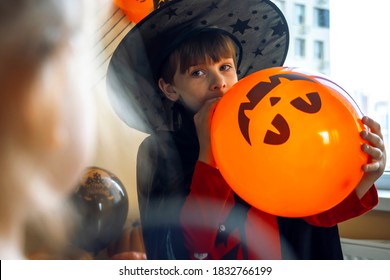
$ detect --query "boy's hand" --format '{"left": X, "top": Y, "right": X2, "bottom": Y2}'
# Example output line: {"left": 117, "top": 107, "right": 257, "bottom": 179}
{"left": 355, "top": 116, "right": 387, "bottom": 198}
{"left": 194, "top": 98, "right": 220, "bottom": 167}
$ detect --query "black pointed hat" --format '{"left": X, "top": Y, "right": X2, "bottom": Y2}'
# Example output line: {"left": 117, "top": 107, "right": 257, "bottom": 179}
{"left": 107, "top": 0, "right": 289, "bottom": 133}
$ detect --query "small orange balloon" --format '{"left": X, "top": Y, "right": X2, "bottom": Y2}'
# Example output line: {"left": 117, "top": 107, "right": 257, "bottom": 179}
{"left": 113, "top": 0, "right": 153, "bottom": 23}
{"left": 211, "top": 67, "right": 368, "bottom": 217}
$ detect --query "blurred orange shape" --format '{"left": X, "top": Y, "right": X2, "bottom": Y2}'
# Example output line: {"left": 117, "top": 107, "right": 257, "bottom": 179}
{"left": 113, "top": 0, "right": 153, "bottom": 23}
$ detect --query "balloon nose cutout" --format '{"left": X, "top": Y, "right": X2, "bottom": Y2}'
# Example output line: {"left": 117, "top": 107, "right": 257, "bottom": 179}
{"left": 270, "top": 97, "right": 281, "bottom": 106}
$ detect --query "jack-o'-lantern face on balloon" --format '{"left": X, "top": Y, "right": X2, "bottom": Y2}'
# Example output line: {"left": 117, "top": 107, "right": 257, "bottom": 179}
{"left": 238, "top": 73, "right": 322, "bottom": 147}
{"left": 211, "top": 67, "right": 368, "bottom": 217}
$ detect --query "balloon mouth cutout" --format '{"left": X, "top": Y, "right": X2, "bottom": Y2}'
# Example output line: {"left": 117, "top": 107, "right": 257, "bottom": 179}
{"left": 211, "top": 67, "right": 368, "bottom": 217}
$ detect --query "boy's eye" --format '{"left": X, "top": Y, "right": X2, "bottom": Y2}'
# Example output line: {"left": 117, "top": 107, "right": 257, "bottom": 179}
{"left": 191, "top": 70, "right": 204, "bottom": 77}
{"left": 220, "top": 64, "right": 232, "bottom": 71}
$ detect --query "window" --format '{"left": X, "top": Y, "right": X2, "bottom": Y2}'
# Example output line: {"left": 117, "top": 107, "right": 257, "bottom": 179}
{"left": 294, "top": 4, "right": 305, "bottom": 25}
{"left": 314, "top": 8, "right": 329, "bottom": 28}
{"left": 330, "top": 0, "right": 390, "bottom": 189}
{"left": 314, "top": 40, "right": 324, "bottom": 60}
{"left": 294, "top": 38, "right": 305, "bottom": 57}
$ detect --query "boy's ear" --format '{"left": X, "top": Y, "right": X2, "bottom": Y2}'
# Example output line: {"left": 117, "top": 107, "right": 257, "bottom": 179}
{"left": 158, "top": 78, "right": 179, "bottom": 102}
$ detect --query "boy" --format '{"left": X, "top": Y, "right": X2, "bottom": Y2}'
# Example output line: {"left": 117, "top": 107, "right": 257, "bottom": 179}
{"left": 107, "top": 0, "right": 386, "bottom": 259}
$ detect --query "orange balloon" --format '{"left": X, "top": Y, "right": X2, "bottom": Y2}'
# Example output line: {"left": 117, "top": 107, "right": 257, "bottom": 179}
{"left": 113, "top": 0, "right": 153, "bottom": 23}
{"left": 211, "top": 67, "right": 368, "bottom": 217}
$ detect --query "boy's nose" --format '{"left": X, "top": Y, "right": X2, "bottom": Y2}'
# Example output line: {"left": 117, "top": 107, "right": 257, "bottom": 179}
{"left": 211, "top": 73, "right": 227, "bottom": 93}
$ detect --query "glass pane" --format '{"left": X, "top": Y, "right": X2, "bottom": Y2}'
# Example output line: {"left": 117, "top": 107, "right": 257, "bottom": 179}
{"left": 330, "top": 0, "right": 390, "bottom": 171}
{"left": 294, "top": 38, "right": 305, "bottom": 57}
{"left": 314, "top": 8, "right": 329, "bottom": 28}
{"left": 294, "top": 4, "right": 305, "bottom": 25}
{"left": 314, "top": 40, "right": 324, "bottom": 60}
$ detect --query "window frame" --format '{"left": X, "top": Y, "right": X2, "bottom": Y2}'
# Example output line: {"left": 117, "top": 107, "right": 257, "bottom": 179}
{"left": 313, "top": 40, "right": 324, "bottom": 60}
{"left": 294, "top": 3, "right": 306, "bottom": 25}
{"left": 313, "top": 7, "right": 330, "bottom": 28}
{"left": 294, "top": 38, "right": 306, "bottom": 58}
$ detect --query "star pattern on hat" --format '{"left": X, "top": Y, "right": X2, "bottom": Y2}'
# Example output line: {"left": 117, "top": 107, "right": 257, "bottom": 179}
{"left": 271, "top": 21, "right": 286, "bottom": 37}
{"left": 230, "top": 18, "right": 252, "bottom": 35}
{"left": 165, "top": 7, "right": 178, "bottom": 19}
{"left": 208, "top": 2, "right": 218, "bottom": 10}
{"left": 253, "top": 48, "right": 264, "bottom": 57}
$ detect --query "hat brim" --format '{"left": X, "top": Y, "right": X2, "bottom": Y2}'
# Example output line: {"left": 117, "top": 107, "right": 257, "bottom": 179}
{"left": 107, "top": 0, "right": 289, "bottom": 133}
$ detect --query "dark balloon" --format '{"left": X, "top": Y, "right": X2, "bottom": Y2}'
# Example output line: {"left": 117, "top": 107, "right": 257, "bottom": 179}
{"left": 71, "top": 167, "right": 129, "bottom": 255}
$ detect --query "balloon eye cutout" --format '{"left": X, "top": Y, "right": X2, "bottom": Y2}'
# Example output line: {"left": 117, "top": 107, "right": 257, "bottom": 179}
{"left": 290, "top": 92, "right": 321, "bottom": 113}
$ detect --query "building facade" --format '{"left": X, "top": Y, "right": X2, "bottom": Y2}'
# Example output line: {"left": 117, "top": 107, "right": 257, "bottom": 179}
{"left": 274, "top": 0, "right": 330, "bottom": 75}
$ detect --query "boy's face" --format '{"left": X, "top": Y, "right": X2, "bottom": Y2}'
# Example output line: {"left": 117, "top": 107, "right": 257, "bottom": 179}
{"left": 161, "top": 57, "right": 238, "bottom": 113}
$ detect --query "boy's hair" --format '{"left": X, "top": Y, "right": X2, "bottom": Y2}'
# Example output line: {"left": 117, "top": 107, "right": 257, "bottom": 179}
{"left": 159, "top": 30, "right": 238, "bottom": 83}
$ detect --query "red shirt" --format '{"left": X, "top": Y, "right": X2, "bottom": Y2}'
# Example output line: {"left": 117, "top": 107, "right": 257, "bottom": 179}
{"left": 180, "top": 161, "right": 378, "bottom": 259}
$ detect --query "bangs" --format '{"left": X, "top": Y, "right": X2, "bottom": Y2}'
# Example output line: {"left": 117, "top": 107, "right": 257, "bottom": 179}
{"left": 159, "top": 31, "right": 237, "bottom": 83}
{"left": 178, "top": 32, "right": 237, "bottom": 73}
